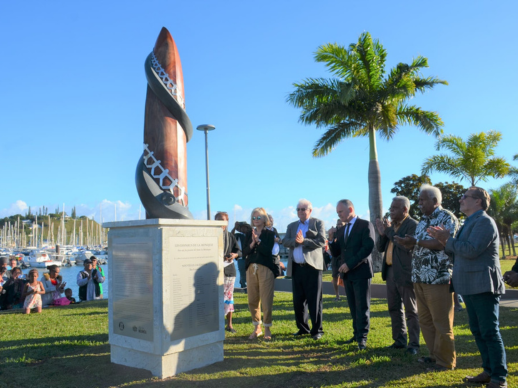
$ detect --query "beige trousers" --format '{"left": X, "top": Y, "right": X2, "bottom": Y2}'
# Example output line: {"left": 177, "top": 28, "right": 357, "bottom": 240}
{"left": 247, "top": 263, "right": 275, "bottom": 327}
{"left": 414, "top": 283, "right": 456, "bottom": 369}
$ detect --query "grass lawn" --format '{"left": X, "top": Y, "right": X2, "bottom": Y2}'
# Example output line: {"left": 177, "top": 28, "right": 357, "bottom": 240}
{"left": 1, "top": 294, "right": 517, "bottom": 388}
{"left": 322, "top": 259, "right": 517, "bottom": 288}
{"left": 500, "top": 242, "right": 518, "bottom": 259}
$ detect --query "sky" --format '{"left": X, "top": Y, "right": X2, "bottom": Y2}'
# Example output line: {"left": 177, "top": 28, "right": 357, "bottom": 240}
{"left": 1, "top": 1, "right": 517, "bottom": 233}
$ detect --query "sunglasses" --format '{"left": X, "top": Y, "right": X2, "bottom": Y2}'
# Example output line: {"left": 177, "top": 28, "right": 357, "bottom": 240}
{"left": 252, "top": 216, "right": 262, "bottom": 220}
{"left": 461, "top": 194, "right": 476, "bottom": 200}
{"left": 296, "top": 208, "right": 307, "bottom": 212}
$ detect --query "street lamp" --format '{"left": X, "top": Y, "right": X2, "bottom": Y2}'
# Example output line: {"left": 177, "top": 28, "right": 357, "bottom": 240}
{"left": 196, "top": 124, "right": 216, "bottom": 220}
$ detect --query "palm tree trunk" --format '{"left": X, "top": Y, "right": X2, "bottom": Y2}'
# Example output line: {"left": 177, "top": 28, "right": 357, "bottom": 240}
{"left": 368, "top": 126, "right": 383, "bottom": 272}
{"left": 510, "top": 232, "right": 516, "bottom": 256}
{"left": 499, "top": 228, "right": 506, "bottom": 259}
{"left": 506, "top": 233, "right": 512, "bottom": 255}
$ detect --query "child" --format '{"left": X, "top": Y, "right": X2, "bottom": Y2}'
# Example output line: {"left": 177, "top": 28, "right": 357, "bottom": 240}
{"left": 22, "top": 269, "right": 44, "bottom": 314}
{"left": 65, "top": 288, "right": 76, "bottom": 304}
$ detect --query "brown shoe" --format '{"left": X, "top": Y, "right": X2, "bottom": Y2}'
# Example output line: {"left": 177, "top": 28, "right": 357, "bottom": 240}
{"left": 486, "top": 381, "right": 507, "bottom": 388}
{"left": 464, "top": 372, "right": 491, "bottom": 384}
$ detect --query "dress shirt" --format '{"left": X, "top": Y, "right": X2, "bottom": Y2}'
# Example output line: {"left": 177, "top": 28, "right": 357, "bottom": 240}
{"left": 293, "top": 219, "right": 309, "bottom": 264}
{"left": 344, "top": 217, "right": 357, "bottom": 239}
{"left": 385, "top": 215, "right": 408, "bottom": 266}
{"left": 412, "top": 206, "right": 459, "bottom": 285}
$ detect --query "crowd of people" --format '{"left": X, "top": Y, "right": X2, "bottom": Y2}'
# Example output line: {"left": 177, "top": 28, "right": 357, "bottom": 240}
{"left": 219, "top": 185, "right": 517, "bottom": 388}
{"left": 0, "top": 255, "right": 106, "bottom": 313}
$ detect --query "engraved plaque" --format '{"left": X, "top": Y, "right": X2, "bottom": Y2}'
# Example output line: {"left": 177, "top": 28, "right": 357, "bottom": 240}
{"left": 112, "top": 238, "right": 154, "bottom": 342}
{"left": 169, "top": 236, "right": 219, "bottom": 341}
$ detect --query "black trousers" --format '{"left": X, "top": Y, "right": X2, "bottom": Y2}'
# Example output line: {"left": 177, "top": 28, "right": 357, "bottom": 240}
{"left": 237, "top": 258, "right": 247, "bottom": 288}
{"left": 292, "top": 263, "right": 324, "bottom": 336}
{"left": 343, "top": 277, "right": 371, "bottom": 342}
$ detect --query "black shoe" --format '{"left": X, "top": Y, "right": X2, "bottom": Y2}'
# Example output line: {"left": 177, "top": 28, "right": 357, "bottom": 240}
{"left": 387, "top": 343, "right": 406, "bottom": 349}
{"left": 312, "top": 333, "right": 323, "bottom": 340}
{"left": 406, "top": 348, "right": 418, "bottom": 355}
{"left": 344, "top": 337, "right": 356, "bottom": 344}
{"left": 225, "top": 327, "right": 236, "bottom": 333}
{"left": 358, "top": 341, "right": 367, "bottom": 350}
{"left": 293, "top": 330, "right": 309, "bottom": 337}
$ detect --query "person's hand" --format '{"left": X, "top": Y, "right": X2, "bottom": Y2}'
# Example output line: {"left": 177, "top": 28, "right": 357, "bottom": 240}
{"left": 338, "top": 263, "right": 349, "bottom": 274}
{"left": 394, "top": 234, "right": 416, "bottom": 250}
{"left": 295, "top": 230, "right": 304, "bottom": 244}
{"left": 504, "top": 271, "right": 518, "bottom": 287}
{"left": 275, "top": 237, "right": 281, "bottom": 243}
{"left": 427, "top": 226, "right": 450, "bottom": 246}
{"left": 375, "top": 218, "right": 391, "bottom": 235}
{"left": 60, "top": 281, "right": 67, "bottom": 289}
{"left": 328, "top": 227, "right": 336, "bottom": 241}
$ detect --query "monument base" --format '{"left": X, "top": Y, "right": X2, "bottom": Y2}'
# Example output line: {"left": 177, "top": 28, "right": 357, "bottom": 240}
{"left": 111, "top": 342, "right": 223, "bottom": 378}
{"left": 104, "top": 219, "right": 226, "bottom": 379}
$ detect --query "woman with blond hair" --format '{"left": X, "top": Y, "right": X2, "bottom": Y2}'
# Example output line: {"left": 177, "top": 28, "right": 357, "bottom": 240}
{"left": 243, "top": 207, "right": 276, "bottom": 340}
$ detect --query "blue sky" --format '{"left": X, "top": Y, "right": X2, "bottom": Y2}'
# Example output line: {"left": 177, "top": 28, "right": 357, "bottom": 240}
{"left": 1, "top": 1, "right": 517, "bottom": 232}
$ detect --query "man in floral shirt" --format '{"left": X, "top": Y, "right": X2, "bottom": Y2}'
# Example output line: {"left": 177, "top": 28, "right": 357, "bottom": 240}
{"left": 395, "top": 184, "right": 459, "bottom": 372}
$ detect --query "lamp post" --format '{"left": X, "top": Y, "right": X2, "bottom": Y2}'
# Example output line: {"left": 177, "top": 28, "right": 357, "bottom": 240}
{"left": 196, "top": 124, "right": 216, "bottom": 220}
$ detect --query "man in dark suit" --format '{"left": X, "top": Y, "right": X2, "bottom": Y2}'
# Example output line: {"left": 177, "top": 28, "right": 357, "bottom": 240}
{"left": 429, "top": 187, "right": 507, "bottom": 388}
{"left": 283, "top": 199, "right": 326, "bottom": 340}
{"left": 329, "top": 199, "right": 375, "bottom": 350}
{"left": 376, "top": 196, "right": 420, "bottom": 355}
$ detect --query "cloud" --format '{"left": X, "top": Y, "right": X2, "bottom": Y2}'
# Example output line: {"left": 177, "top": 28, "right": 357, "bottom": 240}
{"left": 0, "top": 200, "right": 29, "bottom": 218}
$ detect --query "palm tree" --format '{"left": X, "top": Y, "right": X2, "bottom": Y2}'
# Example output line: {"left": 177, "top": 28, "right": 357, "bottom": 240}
{"left": 422, "top": 131, "right": 510, "bottom": 187}
{"left": 489, "top": 183, "right": 518, "bottom": 257}
{"left": 287, "top": 32, "right": 446, "bottom": 267}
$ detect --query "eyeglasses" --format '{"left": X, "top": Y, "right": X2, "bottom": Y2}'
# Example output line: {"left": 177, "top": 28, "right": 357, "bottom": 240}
{"left": 296, "top": 208, "right": 307, "bottom": 212}
{"left": 461, "top": 194, "right": 476, "bottom": 200}
{"left": 252, "top": 216, "right": 262, "bottom": 220}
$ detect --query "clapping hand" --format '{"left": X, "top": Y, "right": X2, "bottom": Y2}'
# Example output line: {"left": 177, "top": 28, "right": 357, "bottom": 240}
{"left": 504, "top": 271, "right": 518, "bottom": 287}
{"left": 427, "top": 226, "right": 449, "bottom": 246}
{"left": 328, "top": 227, "right": 336, "bottom": 241}
{"left": 295, "top": 230, "right": 304, "bottom": 244}
{"left": 375, "top": 218, "right": 391, "bottom": 236}
{"left": 251, "top": 228, "right": 260, "bottom": 248}
{"left": 394, "top": 234, "right": 416, "bottom": 250}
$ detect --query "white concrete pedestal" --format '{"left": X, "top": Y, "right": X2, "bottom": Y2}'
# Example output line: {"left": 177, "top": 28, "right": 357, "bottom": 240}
{"left": 104, "top": 219, "right": 226, "bottom": 378}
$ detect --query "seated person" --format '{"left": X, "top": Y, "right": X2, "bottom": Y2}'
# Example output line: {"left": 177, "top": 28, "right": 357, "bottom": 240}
{"left": 65, "top": 288, "right": 76, "bottom": 304}
{"left": 77, "top": 259, "right": 105, "bottom": 301}
{"left": 0, "top": 267, "right": 26, "bottom": 309}
{"left": 41, "top": 265, "right": 66, "bottom": 306}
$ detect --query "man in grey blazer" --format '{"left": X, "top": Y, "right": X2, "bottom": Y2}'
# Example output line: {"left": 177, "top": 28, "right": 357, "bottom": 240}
{"left": 376, "top": 196, "right": 420, "bottom": 355}
{"left": 428, "top": 187, "right": 507, "bottom": 388}
{"left": 283, "top": 199, "right": 326, "bottom": 340}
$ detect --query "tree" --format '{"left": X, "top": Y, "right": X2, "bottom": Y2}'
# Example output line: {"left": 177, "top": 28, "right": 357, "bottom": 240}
{"left": 71, "top": 206, "right": 77, "bottom": 219}
{"left": 434, "top": 181, "right": 466, "bottom": 220}
{"left": 287, "top": 32, "right": 446, "bottom": 268}
{"left": 422, "top": 131, "right": 510, "bottom": 187}
{"left": 390, "top": 174, "right": 465, "bottom": 220}
{"left": 390, "top": 174, "right": 431, "bottom": 219}
{"left": 489, "top": 183, "right": 518, "bottom": 258}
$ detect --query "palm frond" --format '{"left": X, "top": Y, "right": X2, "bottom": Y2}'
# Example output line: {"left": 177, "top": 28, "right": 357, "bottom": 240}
{"left": 413, "top": 76, "right": 448, "bottom": 93}
{"left": 312, "top": 121, "right": 363, "bottom": 157}
{"left": 314, "top": 44, "right": 352, "bottom": 79}
{"left": 395, "top": 104, "right": 443, "bottom": 136}
{"left": 287, "top": 78, "right": 342, "bottom": 108}
{"left": 483, "top": 157, "right": 511, "bottom": 179}
{"left": 421, "top": 155, "right": 469, "bottom": 182}
{"left": 435, "top": 135, "right": 466, "bottom": 155}
{"left": 353, "top": 32, "right": 385, "bottom": 91}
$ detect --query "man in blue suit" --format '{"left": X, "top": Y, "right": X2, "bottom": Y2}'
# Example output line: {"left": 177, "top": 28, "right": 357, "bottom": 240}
{"left": 428, "top": 187, "right": 507, "bottom": 388}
